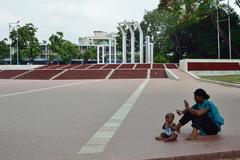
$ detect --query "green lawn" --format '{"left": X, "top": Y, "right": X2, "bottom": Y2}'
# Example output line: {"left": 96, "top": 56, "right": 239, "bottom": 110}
{"left": 201, "top": 75, "right": 240, "bottom": 84}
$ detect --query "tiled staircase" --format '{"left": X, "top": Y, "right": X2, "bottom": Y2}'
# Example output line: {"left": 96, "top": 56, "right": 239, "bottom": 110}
{"left": 150, "top": 70, "right": 168, "bottom": 78}
{"left": 0, "top": 64, "right": 178, "bottom": 80}
{"left": 54, "top": 70, "right": 111, "bottom": 80}
{"left": 0, "top": 70, "right": 28, "bottom": 79}
{"left": 16, "top": 70, "right": 64, "bottom": 80}
{"left": 110, "top": 70, "right": 148, "bottom": 79}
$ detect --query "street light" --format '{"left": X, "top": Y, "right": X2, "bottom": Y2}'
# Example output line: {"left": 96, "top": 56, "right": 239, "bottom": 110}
{"left": 217, "top": 0, "right": 221, "bottom": 59}
{"left": 8, "top": 24, "right": 12, "bottom": 65}
{"left": 16, "top": 22, "right": 20, "bottom": 65}
{"left": 227, "top": 0, "right": 232, "bottom": 59}
{"left": 216, "top": 0, "right": 232, "bottom": 59}
{"left": 8, "top": 20, "right": 20, "bottom": 65}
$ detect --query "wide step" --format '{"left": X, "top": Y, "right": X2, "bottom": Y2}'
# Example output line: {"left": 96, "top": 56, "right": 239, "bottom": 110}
{"left": 0, "top": 70, "right": 28, "bottom": 79}
{"left": 110, "top": 70, "right": 148, "bottom": 79}
{"left": 150, "top": 70, "right": 168, "bottom": 78}
{"left": 55, "top": 70, "right": 111, "bottom": 80}
{"left": 16, "top": 70, "right": 63, "bottom": 80}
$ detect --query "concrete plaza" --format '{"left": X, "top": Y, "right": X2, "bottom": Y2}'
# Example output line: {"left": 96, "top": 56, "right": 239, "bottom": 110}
{"left": 0, "top": 70, "right": 239, "bottom": 160}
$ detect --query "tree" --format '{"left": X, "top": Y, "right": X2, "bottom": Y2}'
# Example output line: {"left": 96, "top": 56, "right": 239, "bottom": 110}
{"left": 141, "top": 0, "right": 240, "bottom": 62}
{"left": 10, "top": 23, "right": 41, "bottom": 62}
{"left": 236, "top": 0, "right": 240, "bottom": 8}
{"left": 49, "top": 32, "right": 80, "bottom": 63}
{"left": 154, "top": 54, "right": 169, "bottom": 63}
{"left": 141, "top": 0, "right": 183, "bottom": 61}
{"left": 82, "top": 48, "right": 97, "bottom": 62}
{"left": 0, "top": 39, "right": 9, "bottom": 64}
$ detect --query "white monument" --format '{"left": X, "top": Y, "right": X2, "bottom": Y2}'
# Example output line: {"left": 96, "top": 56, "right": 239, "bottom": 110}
{"left": 79, "top": 21, "right": 154, "bottom": 64}
{"left": 118, "top": 23, "right": 127, "bottom": 63}
{"left": 118, "top": 21, "right": 153, "bottom": 64}
{"left": 145, "top": 36, "right": 154, "bottom": 64}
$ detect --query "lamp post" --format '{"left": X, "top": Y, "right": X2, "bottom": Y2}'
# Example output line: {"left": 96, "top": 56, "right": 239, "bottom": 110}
{"left": 16, "top": 21, "right": 20, "bottom": 65}
{"left": 216, "top": 0, "right": 221, "bottom": 59}
{"left": 9, "top": 21, "right": 20, "bottom": 65}
{"left": 227, "top": 0, "right": 232, "bottom": 59}
{"left": 8, "top": 24, "right": 12, "bottom": 65}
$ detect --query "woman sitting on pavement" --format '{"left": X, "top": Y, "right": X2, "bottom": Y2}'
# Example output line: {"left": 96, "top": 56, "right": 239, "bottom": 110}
{"left": 176, "top": 88, "right": 224, "bottom": 140}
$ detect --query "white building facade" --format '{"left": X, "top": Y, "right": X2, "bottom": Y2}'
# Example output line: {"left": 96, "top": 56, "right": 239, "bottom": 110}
{"left": 79, "top": 31, "right": 117, "bottom": 64}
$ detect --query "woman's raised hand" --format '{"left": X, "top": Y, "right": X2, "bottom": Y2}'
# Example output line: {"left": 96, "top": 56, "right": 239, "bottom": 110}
{"left": 176, "top": 109, "right": 183, "bottom": 116}
{"left": 184, "top": 100, "right": 190, "bottom": 110}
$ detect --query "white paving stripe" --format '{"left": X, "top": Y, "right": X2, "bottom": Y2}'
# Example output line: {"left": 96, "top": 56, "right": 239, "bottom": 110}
{"left": 0, "top": 80, "right": 101, "bottom": 98}
{"left": 0, "top": 80, "right": 42, "bottom": 86}
{"left": 78, "top": 79, "right": 149, "bottom": 154}
{"left": 0, "top": 81, "right": 20, "bottom": 86}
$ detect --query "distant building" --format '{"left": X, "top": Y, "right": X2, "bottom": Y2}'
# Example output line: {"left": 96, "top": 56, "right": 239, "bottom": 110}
{"left": 79, "top": 31, "right": 118, "bottom": 64}
{"left": 79, "top": 31, "right": 116, "bottom": 48}
{"left": 39, "top": 42, "right": 51, "bottom": 59}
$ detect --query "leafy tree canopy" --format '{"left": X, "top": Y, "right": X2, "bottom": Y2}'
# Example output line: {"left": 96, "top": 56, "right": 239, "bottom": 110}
{"left": 0, "top": 39, "right": 9, "bottom": 64}
{"left": 49, "top": 32, "right": 80, "bottom": 63}
{"left": 10, "top": 23, "right": 41, "bottom": 61}
{"left": 141, "top": 0, "right": 240, "bottom": 62}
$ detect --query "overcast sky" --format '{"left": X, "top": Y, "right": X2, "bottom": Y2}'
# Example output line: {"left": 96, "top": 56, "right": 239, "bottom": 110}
{"left": 0, "top": 0, "right": 239, "bottom": 43}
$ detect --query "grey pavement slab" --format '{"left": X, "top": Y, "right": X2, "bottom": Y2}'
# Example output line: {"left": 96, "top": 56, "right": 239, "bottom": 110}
{"left": 0, "top": 79, "right": 143, "bottom": 160}
{"left": 94, "top": 78, "right": 240, "bottom": 160}
{"left": 0, "top": 73, "right": 239, "bottom": 160}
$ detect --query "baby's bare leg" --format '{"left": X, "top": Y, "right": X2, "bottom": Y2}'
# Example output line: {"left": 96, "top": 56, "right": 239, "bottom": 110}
{"left": 155, "top": 133, "right": 164, "bottom": 141}
{"left": 164, "top": 134, "right": 177, "bottom": 142}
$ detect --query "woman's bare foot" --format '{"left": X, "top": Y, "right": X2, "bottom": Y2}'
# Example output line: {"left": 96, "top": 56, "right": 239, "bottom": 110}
{"left": 186, "top": 135, "right": 198, "bottom": 140}
{"left": 186, "top": 128, "right": 198, "bottom": 140}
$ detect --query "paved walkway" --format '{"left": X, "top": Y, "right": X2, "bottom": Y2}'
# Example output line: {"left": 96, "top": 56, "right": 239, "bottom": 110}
{"left": 0, "top": 70, "right": 239, "bottom": 160}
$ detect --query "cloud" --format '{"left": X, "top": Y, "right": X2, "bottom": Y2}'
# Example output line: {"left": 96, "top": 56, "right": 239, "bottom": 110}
{"left": 81, "top": 0, "right": 123, "bottom": 20}
{"left": 0, "top": 0, "right": 159, "bottom": 43}
{"left": 0, "top": 0, "right": 238, "bottom": 43}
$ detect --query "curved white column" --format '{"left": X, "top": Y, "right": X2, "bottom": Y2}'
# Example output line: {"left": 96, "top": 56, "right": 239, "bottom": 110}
{"left": 127, "top": 22, "right": 135, "bottom": 64}
{"left": 119, "top": 24, "right": 127, "bottom": 64}
{"left": 136, "top": 22, "right": 144, "bottom": 64}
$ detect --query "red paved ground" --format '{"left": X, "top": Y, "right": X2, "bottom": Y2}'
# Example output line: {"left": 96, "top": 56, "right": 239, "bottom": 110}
{"left": 55, "top": 70, "right": 111, "bottom": 79}
{"left": 153, "top": 64, "right": 165, "bottom": 69}
{"left": 165, "top": 63, "right": 178, "bottom": 69}
{"left": 118, "top": 64, "right": 135, "bottom": 69}
{"left": 150, "top": 70, "right": 167, "bottom": 78}
{"left": 110, "top": 70, "right": 148, "bottom": 79}
{"left": 16, "top": 70, "right": 63, "bottom": 80}
{"left": 0, "top": 70, "right": 28, "bottom": 79}
{"left": 135, "top": 64, "right": 151, "bottom": 69}
{"left": 102, "top": 64, "right": 120, "bottom": 69}
{"left": 88, "top": 64, "right": 106, "bottom": 69}
{"left": 74, "top": 64, "right": 92, "bottom": 69}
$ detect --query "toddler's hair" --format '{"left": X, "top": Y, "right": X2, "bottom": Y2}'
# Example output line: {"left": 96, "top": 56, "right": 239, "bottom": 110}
{"left": 165, "top": 113, "right": 175, "bottom": 119}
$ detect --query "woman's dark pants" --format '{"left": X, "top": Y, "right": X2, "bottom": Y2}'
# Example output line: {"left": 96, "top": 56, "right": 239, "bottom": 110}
{"left": 179, "top": 111, "right": 219, "bottom": 135}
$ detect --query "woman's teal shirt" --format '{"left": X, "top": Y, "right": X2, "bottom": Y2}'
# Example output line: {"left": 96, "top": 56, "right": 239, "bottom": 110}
{"left": 193, "top": 100, "right": 224, "bottom": 127}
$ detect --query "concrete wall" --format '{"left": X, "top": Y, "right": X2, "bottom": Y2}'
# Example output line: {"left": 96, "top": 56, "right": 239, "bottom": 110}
{"left": 179, "top": 59, "right": 240, "bottom": 76}
{"left": 0, "top": 65, "right": 43, "bottom": 70}
{"left": 180, "top": 59, "right": 240, "bottom": 71}
{"left": 165, "top": 68, "right": 179, "bottom": 80}
{"left": 191, "top": 71, "right": 240, "bottom": 76}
